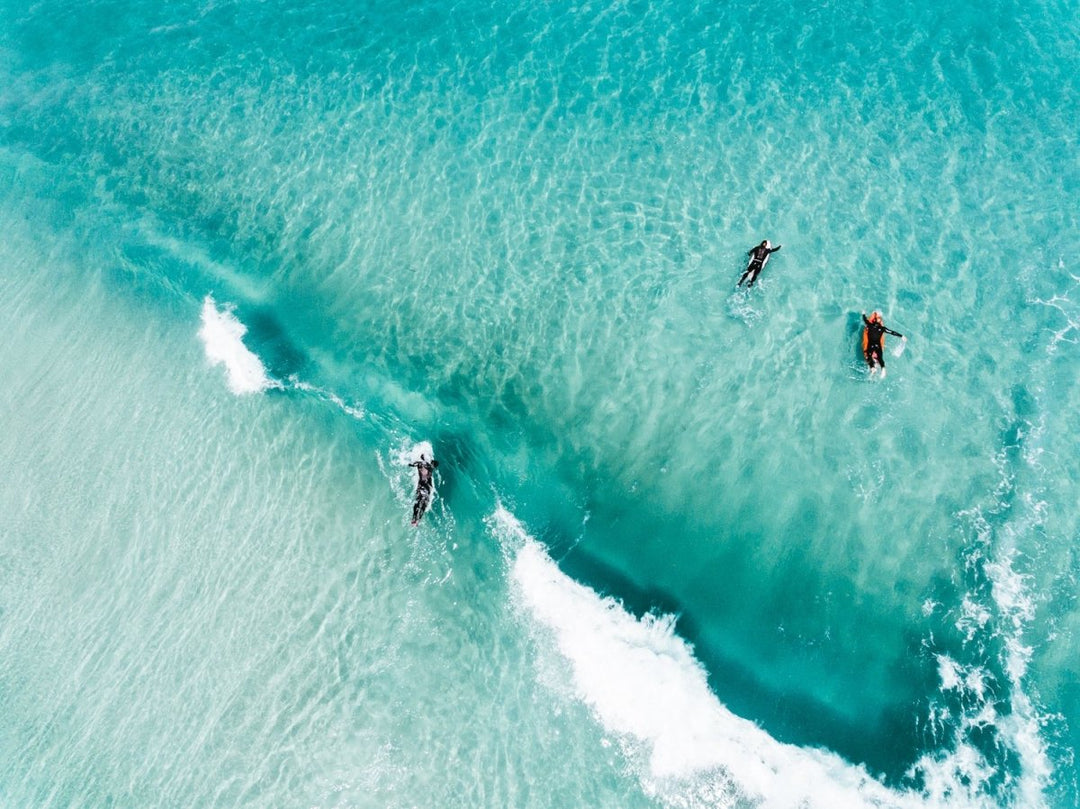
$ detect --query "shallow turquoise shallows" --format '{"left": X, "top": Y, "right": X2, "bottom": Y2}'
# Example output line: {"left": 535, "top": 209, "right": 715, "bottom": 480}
{"left": 1, "top": 0, "right": 1078, "bottom": 805}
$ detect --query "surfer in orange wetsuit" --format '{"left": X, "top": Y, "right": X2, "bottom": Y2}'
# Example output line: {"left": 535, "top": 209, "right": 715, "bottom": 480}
{"left": 409, "top": 455, "right": 439, "bottom": 525}
{"left": 862, "top": 312, "right": 903, "bottom": 374}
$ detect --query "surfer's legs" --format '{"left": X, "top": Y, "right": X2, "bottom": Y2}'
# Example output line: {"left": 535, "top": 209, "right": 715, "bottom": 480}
{"left": 412, "top": 489, "right": 431, "bottom": 524}
{"left": 866, "top": 345, "right": 884, "bottom": 370}
{"left": 738, "top": 260, "right": 762, "bottom": 287}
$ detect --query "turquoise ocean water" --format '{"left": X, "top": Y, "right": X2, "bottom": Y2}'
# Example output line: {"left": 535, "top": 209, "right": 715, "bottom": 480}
{"left": 1, "top": 0, "right": 1078, "bottom": 805}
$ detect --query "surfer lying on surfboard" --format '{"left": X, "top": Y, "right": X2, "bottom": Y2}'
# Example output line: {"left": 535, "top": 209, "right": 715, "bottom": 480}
{"left": 409, "top": 454, "right": 439, "bottom": 525}
{"left": 862, "top": 312, "right": 904, "bottom": 376}
{"left": 737, "top": 239, "right": 782, "bottom": 288}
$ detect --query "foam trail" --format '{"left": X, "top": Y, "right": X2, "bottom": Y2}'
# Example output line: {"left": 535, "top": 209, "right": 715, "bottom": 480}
{"left": 911, "top": 437, "right": 1054, "bottom": 809}
{"left": 907, "top": 549, "right": 1050, "bottom": 809}
{"left": 291, "top": 379, "right": 365, "bottom": 419}
{"left": 198, "top": 296, "right": 278, "bottom": 395}
{"left": 987, "top": 554, "right": 1052, "bottom": 807}
{"left": 492, "top": 506, "right": 996, "bottom": 809}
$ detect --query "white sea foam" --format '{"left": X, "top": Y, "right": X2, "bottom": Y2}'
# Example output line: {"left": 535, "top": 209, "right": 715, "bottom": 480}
{"left": 986, "top": 558, "right": 1052, "bottom": 807}
{"left": 935, "top": 655, "right": 991, "bottom": 703}
{"left": 956, "top": 594, "right": 992, "bottom": 643}
{"left": 959, "top": 448, "right": 1054, "bottom": 806}
{"left": 197, "top": 296, "right": 277, "bottom": 395}
{"left": 394, "top": 440, "right": 434, "bottom": 468}
{"left": 926, "top": 489, "right": 1055, "bottom": 809}
{"left": 937, "top": 655, "right": 963, "bottom": 692}
{"left": 489, "top": 506, "right": 992, "bottom": 809}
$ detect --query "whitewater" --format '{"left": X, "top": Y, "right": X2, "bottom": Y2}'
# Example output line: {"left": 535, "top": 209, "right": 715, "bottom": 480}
{"left": 1, "top": 0, "right": 1077, "bottom": 806}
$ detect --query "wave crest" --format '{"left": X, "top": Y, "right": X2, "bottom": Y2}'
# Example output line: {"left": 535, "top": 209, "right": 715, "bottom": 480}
{"left": 197, "top": 296, "right": 276, "bottom": 395}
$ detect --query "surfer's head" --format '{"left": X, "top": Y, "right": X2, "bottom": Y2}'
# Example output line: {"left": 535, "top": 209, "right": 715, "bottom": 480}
{"left": 871, "top": 311, "right": 882, "bottom": 323}
{"left": 762, "top": 239, "right": 771, "bottom": 248}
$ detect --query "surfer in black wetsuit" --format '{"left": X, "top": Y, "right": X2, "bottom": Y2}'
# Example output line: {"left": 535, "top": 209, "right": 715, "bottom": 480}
{"left": 409, "top": 454, "right": 439, "bottom": 525}
{"left": 737, "top": 239, "right": 782, "bottom": 288}
{"left": 862, "top": 312, "right": 904, "bottom": 373}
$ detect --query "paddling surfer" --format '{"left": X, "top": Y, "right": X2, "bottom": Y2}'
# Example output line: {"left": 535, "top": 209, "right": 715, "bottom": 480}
{"left": 738, "top": 239, "right": 782, "bottom": 288}
{"left": 862, "top": 311, "right": 904, "bottom": 376}
{"left": 408, "top": 454, "right": 439, "bottom": 525}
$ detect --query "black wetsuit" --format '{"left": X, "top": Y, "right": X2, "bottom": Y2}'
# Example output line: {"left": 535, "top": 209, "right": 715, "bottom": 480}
{"left": 409, "top": 457, "right": 437, "bottom": 524}
{"left": 738, "top": 242, "right": 782, "bottom": 287}
{"left": 862, "top": 315, "right": 903, "bottom": 368}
